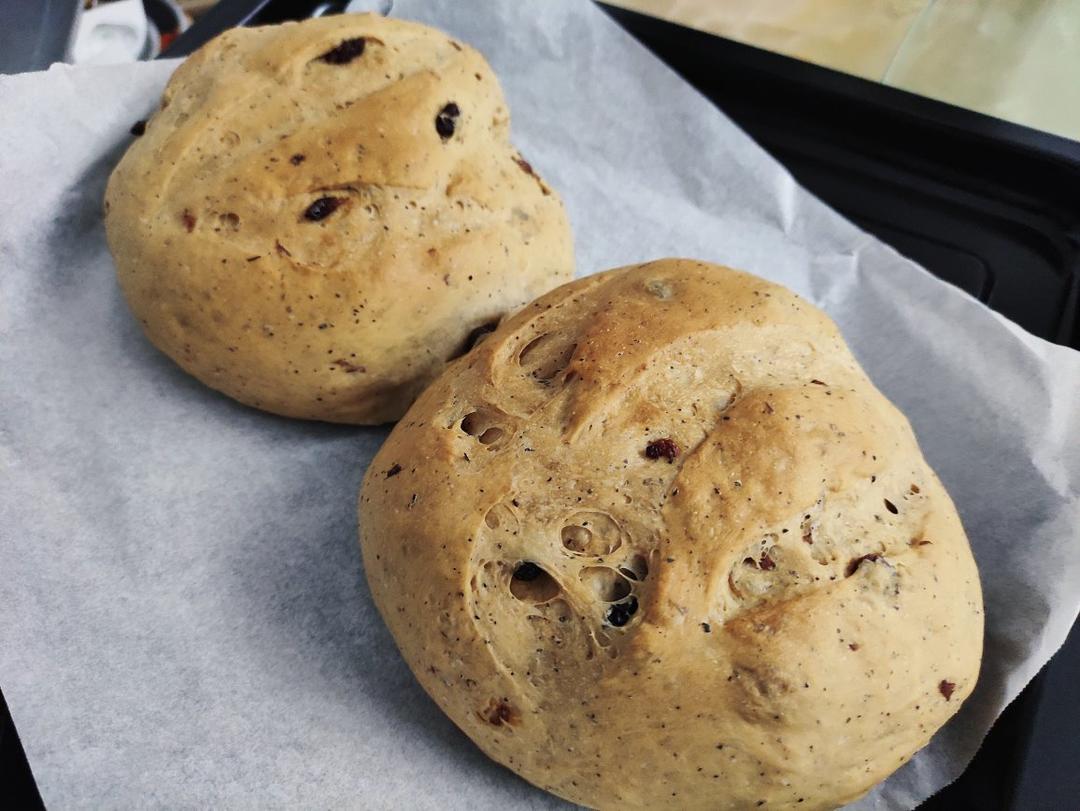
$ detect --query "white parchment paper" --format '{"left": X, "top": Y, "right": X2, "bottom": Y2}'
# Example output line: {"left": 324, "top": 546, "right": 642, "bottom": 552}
{"left": 1, "top": 1, "right": 1078, "bottom": 808}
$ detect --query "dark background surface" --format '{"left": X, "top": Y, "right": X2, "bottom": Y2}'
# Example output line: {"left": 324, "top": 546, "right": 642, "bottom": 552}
{"left": 1, "top": 1, "right": 1077, "bottom": 808}
{"left": 0, "top": 0, "right": 81, "bottom": 74}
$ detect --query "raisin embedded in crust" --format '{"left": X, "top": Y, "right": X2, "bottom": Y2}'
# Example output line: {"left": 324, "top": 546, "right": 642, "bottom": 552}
{"left": 303, "top": 196, "right": 345, "bottom": 222}
{"left": 436, "top": 102, "right": 460, "bottom": 140}
{"left": 606, "top": 596, "right": 639, "bottom": 627}
{"left": 319, "top": 38, "right": 366, "bottom": 65}
{"left": 513, "top": 156, "right": 536, "bottom": 177}
{"left": 644, "top": 438, "right": 679, "bottom": 463}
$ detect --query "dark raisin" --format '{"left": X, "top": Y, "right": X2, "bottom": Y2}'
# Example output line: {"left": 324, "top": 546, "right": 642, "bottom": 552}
{"left": 303, "top": 196, "right": 345, "bottom": 221}
{"left": 845, "top": 553, "right": 882, "bottom": 577}
{"left": 759, "top": 552, "right": 776, "bottom": 571}
{"left": 513, "top": 155, "right": 536, "bottom": 177}
{"left": 483, "top": 699, "right": 518, "bottom": 726}
{"left": 181, "top": 210, "right": 196, "bottom": 232}
{"left": 130, "top": 120, "right": 147, "bottom": 137}
{"left": 385, "top": 464, "right": 402, "bottom": 478}
{"left": 490, "top": 702, "right": 512, "bottom": 724}
{"left": 701, "top": 623, "right": 711, "bottom": 633}
{"left": 939, "top": 680, "right": 956, "bottom": 700}
{"left": 290, "top": 153, "right": 306, "bottom": 166}
{"left": 435, "top": 102, "right": 460, "bottom": 140}
{"left": 319, "top": 37, "right": 366, "bottom": 65}
{"left": 606, "top": 596, "right": 639, "bottom": 627}
{"left": 849, "top": 642, "right": 860, "bottom": 651}
{"left": 512, "top": 562, "right": 542, "bottom": 582}
{"left": 644, "top": 438, "right": 679, "bottom": 463}
{"left": 884, "top": 498, "right": 898, "bottom": 514}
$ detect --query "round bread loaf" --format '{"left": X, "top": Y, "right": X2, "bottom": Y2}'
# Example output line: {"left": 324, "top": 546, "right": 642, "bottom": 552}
{"left": 104, "top": 14, "right": 573, "bottom": 423}
{"left": 359, "top": 260, "right": 983, "bottom": 809}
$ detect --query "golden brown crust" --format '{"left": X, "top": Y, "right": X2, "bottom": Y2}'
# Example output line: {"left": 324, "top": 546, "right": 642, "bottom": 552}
{"left": 104, "top": 14, "right": 573, "bottom": 423}
{"left": 359, "top": 260, "right": 983, "bottom": 809}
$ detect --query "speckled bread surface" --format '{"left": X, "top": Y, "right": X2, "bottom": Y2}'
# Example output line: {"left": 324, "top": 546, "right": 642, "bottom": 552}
{"left": 359, "top": 259, "right": 983, "bottom": 809}
{"left": 104, "top": 14, "right": 573, "bottom": 424}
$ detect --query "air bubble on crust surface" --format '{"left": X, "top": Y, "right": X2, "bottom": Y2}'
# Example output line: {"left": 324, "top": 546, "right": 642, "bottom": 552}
{"left": 509, "top": 561, "right": 560, "bottom": 603}
{"left": 728, "top": 534, "right": 798, "bottom": 608}
{"left": 560, "top": 511, "right": 622, "bottom": 556}
{"left": 517, "top": 332, "right": 576, "bottom": 382}
{"left": 518, "top": 333, "right": 547, "bottom": 364}
{"left": 560, "top": 524, "right": 591, "bottom": 552}
{"left": 484, "top": 502, "right": 516, "bottom": 530}
{"left": 618, "top": 552, "right": 649, "bottom": 582}
{"left": 593, "top": 627, "right": 613, "bottom": 648}
{"left": 477, "top": 426, "right": 503, "bottom": 444}
{"left": 459, "top": 410, "right": 507, "bottom": 448}
{"left": 579, "top": 566, "right": 632, "bottom": 603}
{"left": 470, "top": 560, "right": 501, "bottom": 596}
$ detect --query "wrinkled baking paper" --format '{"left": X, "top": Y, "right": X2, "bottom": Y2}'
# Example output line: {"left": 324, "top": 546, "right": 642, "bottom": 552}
{"left": 1, "top": 0, "right": 1078, "bottom": 808}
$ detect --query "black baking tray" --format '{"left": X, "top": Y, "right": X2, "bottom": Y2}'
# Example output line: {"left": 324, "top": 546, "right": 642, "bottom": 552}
{"left": 603, "top": 6, "right": 1080, "bottom": 350}
{"left": 3, "top": 1, "right": 1078, "bottom": 807}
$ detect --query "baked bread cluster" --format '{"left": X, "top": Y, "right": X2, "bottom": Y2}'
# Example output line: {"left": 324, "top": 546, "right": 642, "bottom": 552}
{"left": 105, "top": 13, "right": 982, "bottom": 807}
{"left": 105, "top": 14, "right": 573, "bottom": 423}
{"left": 359, "top": 260, "right": 983, "bottom": 809}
